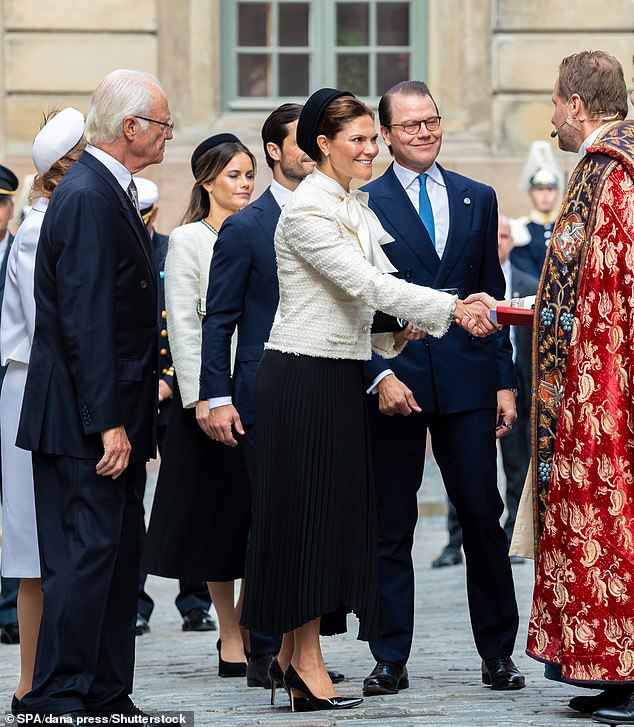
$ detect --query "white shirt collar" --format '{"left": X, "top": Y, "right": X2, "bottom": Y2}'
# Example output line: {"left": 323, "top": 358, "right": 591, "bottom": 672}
{"left": 392, "top": 160, "right": 445, "bottom": 190}
{"left": 269, "top": 178, "right": 294, "bottom": 208}
{"left": 85, "top": 144, "right": 132, "bottom": 192}
{"left": 578, "top": 124, "right": 609, "bottom": 162}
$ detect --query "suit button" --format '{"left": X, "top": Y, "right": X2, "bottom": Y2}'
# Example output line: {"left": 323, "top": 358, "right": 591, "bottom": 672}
{"left": 140, "top": 280, "right": 148, "bottom": 289}
{"left": 361, "top": 325, "right": 369, "bottom": 333}
{"left": 160, "top": 348, "right": 168, "bottom": 356}
{"left": 161, "top": 310, "right": 167, "bottom": 319}
{"left": 160, "top": 329, "right": 168, "bottom": 337}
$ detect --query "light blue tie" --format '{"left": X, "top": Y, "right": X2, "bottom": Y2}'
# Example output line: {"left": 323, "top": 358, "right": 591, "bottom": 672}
{"left": 418, "top": 173, "right": 435, "bottom": 247}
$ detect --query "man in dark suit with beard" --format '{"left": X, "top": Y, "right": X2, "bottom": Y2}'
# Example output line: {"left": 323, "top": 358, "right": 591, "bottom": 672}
{"left": 17, "top": 69, "right": 172, "bottom": 721}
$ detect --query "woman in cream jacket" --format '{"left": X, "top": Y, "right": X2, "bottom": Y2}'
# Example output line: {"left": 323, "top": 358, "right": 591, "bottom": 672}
{"left": 241, "top": 89, "right": 495, "bottom": 712}
{"left": 143, "top": 134, "right": 256, "bottom": 677}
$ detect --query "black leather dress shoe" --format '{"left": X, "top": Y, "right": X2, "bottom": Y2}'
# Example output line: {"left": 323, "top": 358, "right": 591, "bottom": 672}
{"left": 247, "top": 654, "right": 276, "bottom": 688}
{"left": 135, "top": 613, "right": 150, "bottom": 636}
{"left": 363, "top": 662, "right": 409, "bottom": 695}
{"left": 569, "top": 687, "right": 632, "bottom": 714}
{"left": 0, "top": 622, "right": 20, "bottom": 644}
{"left": 328, "top": 669, "right": 345, "bottom": 684}
{"left": 182, "top": 608, "right": 217, "bottom": 632}
{"left": 482, "top": 656, "right": 525, "bottom": 690}
{"left": 431, "top": 547, "right": 462, "bottom": 568}
{"left": 593, "top": 690, "right": 634, "bottom": 724}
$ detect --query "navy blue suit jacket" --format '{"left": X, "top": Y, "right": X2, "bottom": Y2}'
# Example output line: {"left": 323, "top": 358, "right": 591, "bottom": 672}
{"left": 199, "top": 188, "right": 280, "bottom": 425}
{"left": 363, "top": 163, "right": 516, "bottom": 413}
{"left": 17, "top": 151, "right": 158, "bottom": 461}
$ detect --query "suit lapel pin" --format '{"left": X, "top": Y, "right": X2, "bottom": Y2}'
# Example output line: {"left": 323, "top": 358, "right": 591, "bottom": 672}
{"left": 463, "top": 197, "right": 471, "bottom": 205}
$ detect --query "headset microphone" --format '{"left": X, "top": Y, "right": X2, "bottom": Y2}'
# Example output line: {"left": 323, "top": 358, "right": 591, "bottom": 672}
{"left": 550, "top": 129, "right": 558, "bottom": 138}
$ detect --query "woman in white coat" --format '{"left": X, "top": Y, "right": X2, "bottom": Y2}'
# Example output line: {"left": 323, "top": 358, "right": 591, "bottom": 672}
{"left": 143, "top": 134, "right": 257, "bottom": 676}
{"left": 0, "top": 107, "right": 84, "bottom": 713}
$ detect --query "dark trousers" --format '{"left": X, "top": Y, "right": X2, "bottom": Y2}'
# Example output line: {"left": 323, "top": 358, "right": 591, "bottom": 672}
{"left": 445, "top": 389, "right": 531, "bottom": 549}
{"left": 22, "top": 454, "right": 146, "bottom": 716}
{"left": 368, "top": 401, "right": 519, "bottom": 665}
{"left": 137, "top": 573, "right": 210, "bottom": 620}
{"left": 241, "top": 424, "right": 282, "bottom": 658}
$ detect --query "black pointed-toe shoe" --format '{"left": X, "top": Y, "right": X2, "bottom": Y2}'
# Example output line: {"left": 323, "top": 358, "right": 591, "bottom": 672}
{"left": 363, "top": 662, "right": 409, "bottom": 695}
{"left": 283, "top": 665, "right": 362, "bottom": 712}
{"left": 481, "top": 656, "right": 525, "bottom": 690}
{"left": 592, "top": 690, "right": 634, "bottom": 725}
{"left": 216, "top": 639, "right": 247, "bottom": 678}
{"left": 569, "top": 687, "right": 632, "bottom": 714}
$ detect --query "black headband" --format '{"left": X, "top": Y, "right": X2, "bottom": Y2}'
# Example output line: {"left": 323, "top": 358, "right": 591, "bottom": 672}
{"left": 190, "top": 133, "right": 241, "bottom": 174}
{"left": 296, "top": 88, "right": 354, "bottom": 160}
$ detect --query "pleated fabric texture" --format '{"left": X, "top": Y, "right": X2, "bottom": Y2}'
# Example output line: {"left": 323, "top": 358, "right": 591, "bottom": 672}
{"left": 142, "top": 378, "right": 252, "bottom": 582}
{"left": 242, "top": 350, "right": 379, "bottom": 640}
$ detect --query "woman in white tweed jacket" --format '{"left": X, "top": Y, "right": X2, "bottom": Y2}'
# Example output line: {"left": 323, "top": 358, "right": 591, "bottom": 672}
{"left": 143, "top": 134, "right": 256, "bottom": 677}
{"left": 241, "top": 89, "right": 495, "bottom": 712}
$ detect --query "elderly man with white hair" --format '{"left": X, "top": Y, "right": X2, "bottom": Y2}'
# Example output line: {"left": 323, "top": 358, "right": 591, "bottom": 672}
{"left": 17, "top": 70, "right": 172, "bottom": 723}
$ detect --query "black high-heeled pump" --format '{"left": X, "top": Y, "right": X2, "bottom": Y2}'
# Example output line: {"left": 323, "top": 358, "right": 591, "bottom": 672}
{"left": 283, "top": 664, "right": 362, "bottom": 712}
{"left": 216, "top": 639, "right": 247, "bottom": 678}
{"left": 11, "top": 695, "right": 21, "bottom": 716}
{"left": 269, "top": 658, "right": 312, "bottom": 710}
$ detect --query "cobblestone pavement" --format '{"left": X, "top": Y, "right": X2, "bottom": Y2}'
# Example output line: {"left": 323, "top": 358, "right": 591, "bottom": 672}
{"left": 1, "top": 453, "right": 592, "bottom": 726}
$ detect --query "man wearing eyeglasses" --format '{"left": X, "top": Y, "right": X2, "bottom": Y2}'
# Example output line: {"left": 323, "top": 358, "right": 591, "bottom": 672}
{"left": 17, "top": 70, "right": 172, "bottom": 722}
{"left": 361, "top": 80, "right": 524, "bottom": 696}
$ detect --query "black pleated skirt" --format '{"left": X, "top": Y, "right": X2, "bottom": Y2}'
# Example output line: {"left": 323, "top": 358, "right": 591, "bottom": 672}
{"left": 142, "top": 379, "right": 251, "bottom": 582}
{"left": 241, "top": 350, "right": 379, "bottom": 640}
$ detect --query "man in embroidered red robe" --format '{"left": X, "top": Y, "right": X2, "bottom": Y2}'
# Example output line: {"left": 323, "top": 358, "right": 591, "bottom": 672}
{"left": 465, "top": 50, "right": 634, "bottom": 724}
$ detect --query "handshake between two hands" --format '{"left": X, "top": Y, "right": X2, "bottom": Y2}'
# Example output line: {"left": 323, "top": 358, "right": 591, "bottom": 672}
{"left": 394, "top": 291, "right": 500, "bottom": 344}
{"left": 454, "top": 291, "right": 500, "bottom": 337}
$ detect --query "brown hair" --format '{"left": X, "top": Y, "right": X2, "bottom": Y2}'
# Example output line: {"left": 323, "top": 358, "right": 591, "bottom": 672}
{"left": 181, "top": 140, "right": 256, "bottom": 225}
{"left": 378, "top": 80, "right": 438, "bottom": 127}
{"left": 557, "top": 50, "right": 628, "bottom": 120}
{"left": 29, "top": 109, "right": 85, "bottom": 203}
{"left": 315, "top": 96, "right": 374, "bottom": 162}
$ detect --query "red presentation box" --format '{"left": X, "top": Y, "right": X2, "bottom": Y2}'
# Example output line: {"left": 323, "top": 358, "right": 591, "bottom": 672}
{"left": 489, "top": 306, "right": 534, "bottom": 327}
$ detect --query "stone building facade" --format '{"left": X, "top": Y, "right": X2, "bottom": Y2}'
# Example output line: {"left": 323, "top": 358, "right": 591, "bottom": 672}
{"left": 0, "top": 0, "right": 632, "bottom": 229}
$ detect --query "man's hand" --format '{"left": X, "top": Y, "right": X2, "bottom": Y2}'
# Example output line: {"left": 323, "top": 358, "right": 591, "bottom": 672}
{"left": 496, "top": 389, "right": 518, "bottom": 439}
{"left": 393, "top": 323, "right": 427, "bottom": 348}
{"left": 97, "top": 425, "right": 131, "bottom": 479}
{"left": 197, "top": 402, "right": 245, "bottom": 447}
{"left": 463, "top": 292, "right": 499, "bottom": 310}
{"left": 377, "top": 373, "right": 422, "bottom": 416}
{"left": 158, "top": 379, "right": 173, "bottom": 403}
{"left": 454, "top": 299, "right": 500, "bottom": 337}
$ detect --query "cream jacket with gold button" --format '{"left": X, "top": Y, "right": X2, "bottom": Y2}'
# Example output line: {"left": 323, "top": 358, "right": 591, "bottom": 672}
{"left": 266, "top": 169, "right": 456, "bottom": 360}
{"left": 165, "top": 220, "right": 216, "bottom": 408}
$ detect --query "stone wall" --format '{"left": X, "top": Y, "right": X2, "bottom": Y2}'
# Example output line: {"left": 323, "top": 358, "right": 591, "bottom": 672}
{"left": 0, "top": 0, "right": 632, "bottom": 230}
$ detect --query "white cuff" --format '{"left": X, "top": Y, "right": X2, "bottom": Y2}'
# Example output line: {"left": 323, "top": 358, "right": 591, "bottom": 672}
{"left": 523, "top": 295, "right": 536, "bottom": 309}
{"left": 208, "top": 396, "right": 232, "bottom": 410}
{"left": 367, "top": 369, "right": 394, "bottom": 395}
